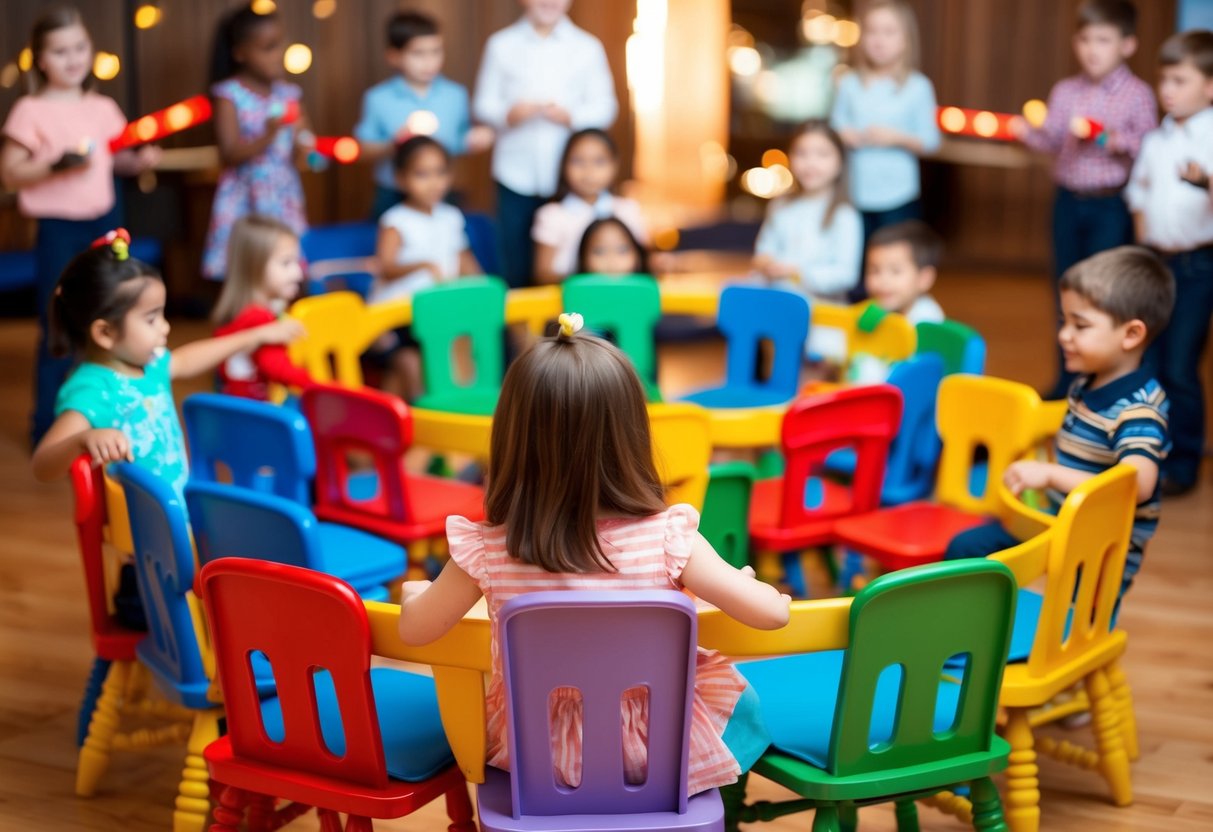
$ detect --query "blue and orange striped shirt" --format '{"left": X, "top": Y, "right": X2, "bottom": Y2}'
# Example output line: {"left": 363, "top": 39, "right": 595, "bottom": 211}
{"left": 1051, "top": 368, "right": 1169, "bottom": 555}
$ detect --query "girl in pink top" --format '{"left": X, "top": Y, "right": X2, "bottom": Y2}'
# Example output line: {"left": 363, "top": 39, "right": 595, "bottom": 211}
{"left": 399, "top": 314, "right": 790, "bottom": 796}
{"left": 0, "top": 6, "right": 159, "bottom": 445}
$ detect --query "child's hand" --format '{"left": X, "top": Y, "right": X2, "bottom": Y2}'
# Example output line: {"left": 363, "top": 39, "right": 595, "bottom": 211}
{"left": 837, "top": 128, "right": 863, "bottom": 148}
{"left": 257, "top": 318, "right": 306, "bottom": 346}
{"left": 1180, "top": 161, "right": 1211, "bottom": 191}
{"left": 466, "top": 125, "right": 495, "bottom": 153}
{"left": 400, "top": 579, "right": 432, "bottom": 604}
{"left": 81, "top": 428, "right": 133, "bottom": 467}
{"left": 506, "top": 102, "right": 543, "bottom": 127}
{"left": 541, "top": 103, "right": 571, "bottom": 126}
{"left": 1008, "top": 115, "right": 1029, "bottom": 141}
{"left": 1003, "top": 460, "right": 1054, "bottom": 496}
{"left": 862, "top": 125, "right": 900, "bottom": 147}
{"left": 134, "top": 144, "right": 162, "bottom": 172}
{"left": 50, "top": 150, "right": 89, "bottom": 173}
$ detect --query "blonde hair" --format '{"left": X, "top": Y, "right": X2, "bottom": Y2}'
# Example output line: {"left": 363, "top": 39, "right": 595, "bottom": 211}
{"left": 212, "top": 215, "right": 299, "bottom": 325}
{"left": 856, "top": 0, "right": 921, "bottom": 85}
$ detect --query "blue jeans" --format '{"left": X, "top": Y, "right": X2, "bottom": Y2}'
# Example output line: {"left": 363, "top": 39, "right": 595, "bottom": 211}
{"left": 495, "top": 182, "right": 547, "bottom": 289}
{"left": 32, "top": 205, "right": 123, "bottom": 445}
{"left": 1146, "top": 247, "right": 1213, "bottom": 486}
{"left": 1049, "top": 187, "right": 1133, "bottom": 397}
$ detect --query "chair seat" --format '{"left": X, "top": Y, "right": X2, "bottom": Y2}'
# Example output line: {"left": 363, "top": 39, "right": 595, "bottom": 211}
{"left": 314, "top": 522, "right": 407, "bottom": 592}
{"left": 682, "top": 386, "right": 794, "bottom": 409}
{"left": 477, "top": 765, "right": 726, "bottom": 832}
{"left": 316, "top": 474, "right": 485, "bottom": 544}
{"left": 749, "top": 477, "right": 851, "bottom": 550}
{"left": 94, "top": 623, "right": 143, "bottom": 662}
{"left": 415, "top": 389, "right": 500, "bottom": 417}
{"left": 834, "top": 502, "right": 989, "bottom": 571}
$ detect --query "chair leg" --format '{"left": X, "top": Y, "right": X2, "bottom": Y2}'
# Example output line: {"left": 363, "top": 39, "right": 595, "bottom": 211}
{"left": 209, "top": 785, "right": 249, "bottom": 832}
{"left": 782, "top": 551, "right": 807, "bottom": 598}
{"left": 894, "top": 799, "right": 920, "bottom": 832}
{"left": 1085, "top": 667, "right": 1133, "bottom": 806}
{"left": 444, "top": 781, "right": 476, "bottom": 832}
{"left": 174, "top": 709, "right": 221, "bottom": 832}
{"left": 720, "top": 774, "right": 748, "bottom": 832}
{"left": 839, "top": 803, "right": 858, "bottom": 832}
{"left": 755, "top": 550, "right": 782, "bottom": 584}
{"left": 345, "top": 817, "right": 373, "bottom": 832}
{"left": 77, "top": 657, "right": 112, "bottom": 747}
{"left": 812, "top": 805, "right": 841, "bottom": 832}
{"left": 76, "top": 659, "right": 131, "bottom": 796}
{"left": 1106, "top": 658, "right": 1139, "bottom": 761}
{"left": 970, "top": 777, "right": 1008, "bottom": 832}
{"left": 318, "top": 809, "right": 344, "bottom": 832}
{"left": 1002, "top": 708, "right": 1041, "bottom": 832}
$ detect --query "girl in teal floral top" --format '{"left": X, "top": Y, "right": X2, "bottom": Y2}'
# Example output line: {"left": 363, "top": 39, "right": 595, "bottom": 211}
{"left": 32, "top": 229, "right": 303, "bottom": 498}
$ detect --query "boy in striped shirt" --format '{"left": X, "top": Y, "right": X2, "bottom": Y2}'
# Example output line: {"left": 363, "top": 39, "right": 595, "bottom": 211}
{"left": 948, "top": 247, "right": 1174, "bottom": 597}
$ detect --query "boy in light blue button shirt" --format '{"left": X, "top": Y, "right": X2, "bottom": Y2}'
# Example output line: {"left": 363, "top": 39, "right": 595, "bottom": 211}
{"left": 355, "top": 11, "right": 493, "bottom": 219}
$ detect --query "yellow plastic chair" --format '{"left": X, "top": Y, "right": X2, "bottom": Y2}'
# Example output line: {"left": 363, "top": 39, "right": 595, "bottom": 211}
{"left": 813, "top": 302, "right": 917, "bottom": 364}
{"left": 649, "top": 402, "right": 713, "bottom": 511}
{"left": 997, "top": 465, "right": 1139, "bottom": 832}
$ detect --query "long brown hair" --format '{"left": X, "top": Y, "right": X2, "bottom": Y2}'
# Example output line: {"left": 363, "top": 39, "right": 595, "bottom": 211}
{"left": 485, "top": 330, "right": 666, "bottom": 573}
{"left": 26, "top": 6, "right": 95, "bottom": 94}
{"left": 788, "top": 119, "right": 851, "bottom": 229}
{"left": 855, "top": 0, "right": 920, "bottom": 85}
{"left": 212, "top": 214, "right": 298, "bottom": 325}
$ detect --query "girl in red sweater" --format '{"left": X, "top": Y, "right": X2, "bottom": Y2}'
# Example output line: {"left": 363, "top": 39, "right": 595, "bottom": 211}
{"left": 212, "top": 214, "right": 314, "bottom": 399}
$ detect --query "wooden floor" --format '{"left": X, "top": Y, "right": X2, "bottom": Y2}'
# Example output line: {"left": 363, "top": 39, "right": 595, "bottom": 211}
{"left": 0, "top": 269, "right": 1210, "bottom": 831}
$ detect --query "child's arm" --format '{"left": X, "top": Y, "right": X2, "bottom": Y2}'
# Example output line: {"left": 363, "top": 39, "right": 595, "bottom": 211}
{"left": 375, "top": 226, "right": 440, "bottom": 282}
{"left": 32, "top": 411, "right": 132, "bottom": 482}
{"left": 169, "top": 320, "right": 303, "bottom": 381}
{"left": 679, "top": 533, "right": 790, "bottom": 630}
{"left": 801, "top": 208, "right": 863, "bottom": 297}
{"left": 564, "top": 41, "right": 617, "bottom": 130}
{"left": 397, "top": 559, "right": 484, "bottom": 645}
{"left": 533, "top": 243, "right": 562, "bottom": 284}
{"left": 1004, "top": 458, "right": 1158, "bottom": 504}
{"left": 0, "top": 137, "right": 88, "bottom": 191}
{"left": 829, "top": 73, "right": 861, "bottom": 149}
{"left": 459, "top": 248, "right": 483, "bottom": 276}
{"left": 1016, "top": 84, "right": 1066, "bottom": 154}
{"left": 112, "top": 145, "right": 161, "bottom": 177}
{"left": 862, "top": 77, "right": 941, "bottom": 156}
{"left": 212, "top": 97, "right": 282, "bottom": 168}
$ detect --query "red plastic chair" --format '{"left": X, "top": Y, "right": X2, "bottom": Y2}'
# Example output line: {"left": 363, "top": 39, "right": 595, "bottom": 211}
{"left": 302, "top": 384, "right": 485, "bottom": 571}
{"left": 749, "top": 386, "right": 902, "bottom": 595}
{"left": 834, "top": 375, "right": 1043, "bottom": 573}
{"left": 200, "top": 558, "right": 476, "bottom": 832}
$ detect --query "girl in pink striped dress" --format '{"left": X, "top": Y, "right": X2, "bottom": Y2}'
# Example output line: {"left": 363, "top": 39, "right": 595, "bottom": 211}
{"left": 399, "top": 313, "right": 790, "bottom": 796}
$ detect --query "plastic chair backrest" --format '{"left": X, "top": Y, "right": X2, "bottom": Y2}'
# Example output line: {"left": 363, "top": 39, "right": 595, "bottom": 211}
{"left": 70, "top": 456, "right": 118, "bottom": 644}
{"left": 412, "top": 277, "right": 507, "bottom": 403}
{"left": 563, "top": 275, "right": 661, "bottom": 388}
{"left": 183, "top": 393, "right": 315, "bottom": 505}
{"left": 648, "top": 403, "right": 712, "bottom": 511}
{"left": 300, "top": 221, "right": 378, "bottom": 264}
{"left": 1025, "top": 465, "right": 1136, "bottom": 678}
{"left": 934, "top": 375, "right": 1041, "bottom": 513}
{"left": 779, "top": 386, "right": 903, "bottom": 527}
{"left": 883, "top": 355, "right": 945, "bottom": 498}
{"left": 842, "top": 303, "right": 918, "bottom": 364}
{"left": 199, "top": 558, "right": 391, "bottom": 788}
{"left": 498, "top": 591, "right": 698, "bottom": 816}
{"left": 700, "top": 461, "right": 756, "bottom": 569}
{"left": 916, "top": 320, "right": 987, "bottom": 376}
{"left": 302, "top": 384, "right": 416, "bottom": 523}
{"left": 829, "top": 559, "right": 1016, "bottom": 775}
{"left": 288, "top": 292, "right": 374, "bottom": 387}
{"left": 110, "top": 463, "right": 207, "bottom": 690}
{"left": 185, "top": 480, "right": 320, "bottom": 569}
{"left": 718, "top": 286, "right": 810, "bottom": 398}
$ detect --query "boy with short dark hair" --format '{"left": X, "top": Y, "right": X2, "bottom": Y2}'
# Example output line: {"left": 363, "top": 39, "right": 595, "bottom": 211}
{"left": 864, "top": 220, "right": 945, "bottom": 324}
{"left": 1126, "top": 29, "right": 1213, "bottom": 495}
{"left": 1013, "top": 0, "right": 1158, "bottom": 399}
{"left": 947, "top": 247, "right": 1175, "bottom": 599}
{"left": 355, "top": 10, "right": 493, "bottom": 219}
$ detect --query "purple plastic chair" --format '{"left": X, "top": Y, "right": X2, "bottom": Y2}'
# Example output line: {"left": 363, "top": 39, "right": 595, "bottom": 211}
{"left": 476, "top": 590, "right": 725, "bottom": 832}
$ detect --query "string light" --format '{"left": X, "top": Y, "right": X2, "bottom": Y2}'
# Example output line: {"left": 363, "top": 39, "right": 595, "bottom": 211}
{"left": 93, "top": 52, "right": 121, "bottom": 81}
{"left": 313, "top": 0, "right": 337, "bottom": 19}
{"left": 134, "top": 4, "right": 162, "bottom": 29}
{"left": 283, "top": 44, "right": 313, "bottom": 74}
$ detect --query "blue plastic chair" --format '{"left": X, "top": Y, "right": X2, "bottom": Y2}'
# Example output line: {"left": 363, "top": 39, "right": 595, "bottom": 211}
{"left": 0, "top": 238, "right": 161, "bottom": 293}
{"left": 476, "top": 590, "right": 725, "bottom": 831}
{"left": 915, "top": 320, "right": 987, "bottom": 376}
{"left": 682, "top": 286, "right": 810, "bottom": 409}
{"left": 185, "top": 480, "right": 403, "bottom": 602}
{"left": 301, "top": 221, "right": 378, "bottom": 298}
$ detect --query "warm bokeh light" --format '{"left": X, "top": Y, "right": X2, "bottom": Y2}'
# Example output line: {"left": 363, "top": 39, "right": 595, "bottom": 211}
{"left": 767, "top": 163, "right": 794, "bottom": 195}
{"left": 313, "top": 0, "right": 337, "bottom": 19}
{"left": 93, "top": 52, "right": 121, "bottom": 81}
{"left": 134, "top": 115, "right": 158, "bottom": 142}
{"left": 165, "top": 103, "right": 193, "bottom": 131}
{"left": 762, "top": 148, "right": 789, "bottom": 168}
{"left": 1022, "top": 98, "right": 1048, "bottom": 128}
{"left": 973, "top": 110, "right": 999, "bottom": 138}
{"left": 18, "top": 48, "right": 33, "bottom": 72}
{"left": 653, "top": 228, "right": 680, "bottom": 251}
{"left": 251, "top": 0, "right": 277, "bottom": 14}
{"left": 939, "top": 106, "right": 967, "bottom": 133}
{"left": 406, "top": 109, "right": 439, "bottom": 136}
{"left": 833, "top": 20, "right": 861, "bottom": 48}
{"left": 283, "top": 44, "right": 313, "bottom": 74}
{"left": 803, "top": 14, "right": 837, "bottom": 45}
{"left": 333, "top": 137, "right": 360, "bottom": 163}
{"left": 134, "top": 4, "right": 162, "bottom": 29}
{"left": 728, "top": 45, "right": 761, "bottom": 77}
{"left": 727, "top": 26, "right": 755, "bottom": 48}
{"left": 0, "top": 63, "right": 19, "bottom": 88}
{"left": 699, "top": 141, "right": 730, "bottom": 182}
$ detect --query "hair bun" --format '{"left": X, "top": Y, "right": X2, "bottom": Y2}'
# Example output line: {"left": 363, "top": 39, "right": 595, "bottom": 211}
{"left": 557, "top": 312, "right": 584, "bottom": 338}
{"left": 91, "top": 228, "right": 131, "bottom": 261}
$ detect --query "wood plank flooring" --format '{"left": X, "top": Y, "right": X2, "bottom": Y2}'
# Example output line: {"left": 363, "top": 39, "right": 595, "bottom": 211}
{"left": 0, "top": 269, "right": 1209, "bottom": 830}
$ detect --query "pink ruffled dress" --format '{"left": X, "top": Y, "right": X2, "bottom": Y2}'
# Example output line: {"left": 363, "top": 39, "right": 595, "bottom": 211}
{"left": 446, "top": 505, "right": 749, "bottom": 796}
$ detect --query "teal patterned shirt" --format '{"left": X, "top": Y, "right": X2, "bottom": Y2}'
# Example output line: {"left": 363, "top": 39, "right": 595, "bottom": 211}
{"left": 55, "top": 348, "right": 188, "bottom": 499}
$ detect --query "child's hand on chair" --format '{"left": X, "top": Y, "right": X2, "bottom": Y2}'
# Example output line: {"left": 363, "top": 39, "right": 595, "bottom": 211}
{"left": 1003, "top": 460, "right": 1054, "bottom": 496}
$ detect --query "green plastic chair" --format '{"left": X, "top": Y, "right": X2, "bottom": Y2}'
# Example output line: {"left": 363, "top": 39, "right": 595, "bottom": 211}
{"left": 563, "top": 274, "right": 662, "bottom": 401}
{"left": 725, "top": 559, "right": 1015, "bottom": 832}
{"left": 700, "top": 461, "right": 756, "bottom": 570}
{"left": 915, "top": 320, "right": 987, "bottom": 376}
{"left": 412, "top": 277, "right": 507, "bottom": 416}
